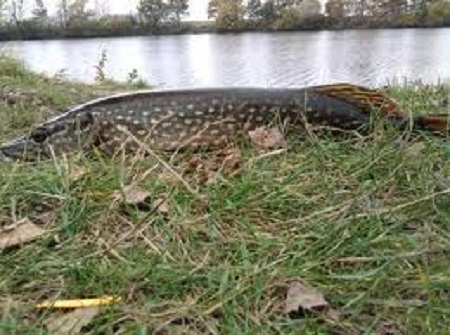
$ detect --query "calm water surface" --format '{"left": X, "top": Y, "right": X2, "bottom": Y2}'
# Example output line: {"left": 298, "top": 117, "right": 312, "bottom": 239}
{"left": 1, "top": 28, "right": 449, "bottom": 88}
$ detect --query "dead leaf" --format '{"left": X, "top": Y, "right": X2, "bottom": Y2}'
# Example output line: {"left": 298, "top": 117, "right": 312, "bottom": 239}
{"left": 207, "top": 147, "right": 243, "bottom": 184}
{"left": 67, "top": 165, "right": 88, "bottom": 182}
{"left": 0, "top": 214, "right": 10, "bottom": 226}
{"left": 0, "top": 218, "right": 46, "bottom": 249}
{"left": 31, "top": 211, "right": 57, "bottom": 226}
{"left": 218, "top": 147, "right": 243, "bottom": 174}
{"left": 153, "top": 316, "right": 216, "bottom": 335}
{"left": 181, "top": 146, "right": 243, "bottom": 185}
{"left": 120, "top": 185, "right": 151, "bottom": 205}
{"left": 112, "top": 185, "right": 153, "bottom": 212}
{"left": 248, "top": 126, "right": 286, "bottom": 150}
{"left": 377, "top": 320, "right": 403, "bottom": 335}
{"left": 154, "top": 196, "right": 170, "bottom": 214}
{"left": 284, "top": 280, "right": 336, "bottom": 319}
{"left": 45, "top": 307, "right": 99, "bottom": 335}
{"left": 157, "top": 171, "right": 181, "bottom": 186}
{"left": 405, "top": 142, "right": 426, "bottom": 156}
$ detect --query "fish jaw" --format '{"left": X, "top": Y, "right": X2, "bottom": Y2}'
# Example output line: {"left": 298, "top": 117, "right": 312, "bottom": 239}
{"left": 0, "top": 146, "right": 11, "bottom": 162}
{"left": 0, "top": 135, "right": 47, "bottom": 162}
{"left": 0, "top": 108, "right": 101, "bottom": 162}
{"left": 0, "top": 133, "right": 99, "bottom": 162}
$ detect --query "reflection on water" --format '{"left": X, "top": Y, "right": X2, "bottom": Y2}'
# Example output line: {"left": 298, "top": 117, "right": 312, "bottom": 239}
{"left": 1, "top": 28, "right": 449, "bottom": 88}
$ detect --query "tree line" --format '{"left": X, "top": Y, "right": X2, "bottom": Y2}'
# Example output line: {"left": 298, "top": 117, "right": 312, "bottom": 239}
{"left": 0, "top": 0, "right": 449, "bottom": 41}
{"left": 206, "top": 0, "right": 450, "bottom": 30}
{"left": 0, "top": 0, "right": 193, "bottom": 40}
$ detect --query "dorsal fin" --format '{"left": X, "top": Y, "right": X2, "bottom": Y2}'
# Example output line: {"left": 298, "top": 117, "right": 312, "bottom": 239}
{"left": 310, "top": 83, "right": 403, "bottom": 118}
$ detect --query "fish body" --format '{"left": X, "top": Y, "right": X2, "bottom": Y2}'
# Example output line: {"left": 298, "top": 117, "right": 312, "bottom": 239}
{"left": 0, "top": 83, "right": 447, "bottom": 161}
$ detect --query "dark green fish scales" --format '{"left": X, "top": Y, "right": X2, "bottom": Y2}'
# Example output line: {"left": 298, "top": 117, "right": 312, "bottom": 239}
{"left": 1, "top": 83, "right": 449, "bottom": 162}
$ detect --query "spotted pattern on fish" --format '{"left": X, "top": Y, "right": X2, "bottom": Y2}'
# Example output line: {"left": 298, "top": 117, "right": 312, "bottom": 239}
{"left": 1, "top": 83, "right": 449, "bottom": 162}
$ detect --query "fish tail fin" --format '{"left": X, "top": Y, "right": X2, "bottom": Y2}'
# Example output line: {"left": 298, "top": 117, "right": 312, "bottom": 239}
{"left": 310, "top": 83, "right": 450, "bottom": 134}
{"left": 311, "top": 83, "right": 403, "bottom": 117}
{"left": 310, "top": 83, "right": 450, "bottom": 135}
{"left": 413, "top": 114, "right": 450, "bottom": 133}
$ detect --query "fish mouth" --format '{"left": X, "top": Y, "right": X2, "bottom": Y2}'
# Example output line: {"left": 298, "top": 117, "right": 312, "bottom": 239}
{"left": 0, "top": 136, "right": 32, "bottom": 162}
{"left": 0, "top": 149, "right": 10, "bottom": 162}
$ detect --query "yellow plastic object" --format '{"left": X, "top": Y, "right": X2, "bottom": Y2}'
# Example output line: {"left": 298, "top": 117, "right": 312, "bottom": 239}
{"left": 35, "top": 295, "right": 121, "bottom": 309}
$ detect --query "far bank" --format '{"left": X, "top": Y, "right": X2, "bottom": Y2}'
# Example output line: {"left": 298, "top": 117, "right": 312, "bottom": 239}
{"left": 1, "top": 18, "right": 450, "bottom": 42}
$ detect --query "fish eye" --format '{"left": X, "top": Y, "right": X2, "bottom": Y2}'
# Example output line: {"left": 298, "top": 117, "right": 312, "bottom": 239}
{"left": 30, "top": 128, "right": 49, "bottom": 143}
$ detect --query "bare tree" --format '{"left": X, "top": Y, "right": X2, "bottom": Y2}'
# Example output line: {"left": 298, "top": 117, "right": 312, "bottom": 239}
{"left": 68, "top": 0, "right": 92, "bottom": 21}
{"left": 57, "top": 0, "right": 69, "bottom": 26}
{"left": 57, "top": 0, "right": 93, "bottom": 27}
{"left": 32, "top": 0, "right": 48, "bottom": 21}
{"left": 9, "top": 0, "right": 25, "bottom": 27}
{"left": 0, "top": 0, "right": 7, "bottom": 24}
{"left": 92, "top": 0, "right": 109, "bottom": 18}
{"left": 168, "top": 0, "right": 189, "bottom": 26}
{"left": 208, "top": 0, "right": 218, "bottom": 19}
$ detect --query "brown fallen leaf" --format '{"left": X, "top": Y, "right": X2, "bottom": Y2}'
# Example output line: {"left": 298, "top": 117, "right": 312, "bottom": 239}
{"left": 31, "top": 211, "right": 57, "bottom": 226}
{"left": 284, "top": 280, "right": 338, "bottom": 320}
{"left": 405, "top": 142, "right": 426, "bottom": 157}
{"left": 119, "top": 185, "right": 151, "bottom": 205}
{"left": 153, "top": 317, "right": 215, "bottom": 335}
{"left": 112, "top": 185, "right": 153, "bottom": 212}
{"left": 45, "top": 307, "right": 99, "bottom": 335}
{"left": 378, "top": 320, "right": 403, "bottom": 335}
{"left": 154, "top": 196, "right": 170, "bottom": 214}
{"left": 181, "top": 146, "right": 243, "bottom": 185}
{"left": 0, "top": 214, "right": 10, "bottom": 226}
{"left": 0, "top": 218, "right": 46, "bottom": 249}
{"left": 217, "top": 147, "right": 243, "bottom": 174}
{"left": 248, "top": 126, "right": 286, "bottom": 150}
{"left": 157, "top": 171, "right": 182, "bottom": 186}
{"left": 67, "top": 164, "right": 88, "bottom": 182}
{"left": 206, "top": 147, "right": 243, "bottom": 185}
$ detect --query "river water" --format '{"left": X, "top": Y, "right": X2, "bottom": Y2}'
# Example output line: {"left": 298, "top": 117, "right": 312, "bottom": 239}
{"left": 1, "top": 28, "right": 449, "bottom": 89}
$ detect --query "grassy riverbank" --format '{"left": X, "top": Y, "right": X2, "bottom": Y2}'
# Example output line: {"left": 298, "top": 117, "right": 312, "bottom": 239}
{"left": 1, "top": 57, "right": 450, "bottom": 334}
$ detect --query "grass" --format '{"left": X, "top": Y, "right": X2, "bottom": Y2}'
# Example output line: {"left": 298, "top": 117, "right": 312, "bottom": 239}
{"left": 1, "top": 55, "right": 450, "bottom": 334}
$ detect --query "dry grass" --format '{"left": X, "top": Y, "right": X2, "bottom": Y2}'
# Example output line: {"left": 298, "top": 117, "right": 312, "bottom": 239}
{"left": 1, "top": 56, "right": 450, "bottom": 334}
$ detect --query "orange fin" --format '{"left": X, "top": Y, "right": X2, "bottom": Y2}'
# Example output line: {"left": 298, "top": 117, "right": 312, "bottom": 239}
{"left": 414, "top": 114, "right": 450, "bottom": 133}
{"left": 310, "top": 83, "right": 403, "bottom": 117}
{"left": 308, "top": 83, "right": 450, "bottom": 135}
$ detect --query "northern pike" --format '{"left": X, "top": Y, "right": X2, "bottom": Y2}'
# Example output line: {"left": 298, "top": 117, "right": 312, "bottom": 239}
{"left": 0, "top": 83, "right": 449, "bottom": 162}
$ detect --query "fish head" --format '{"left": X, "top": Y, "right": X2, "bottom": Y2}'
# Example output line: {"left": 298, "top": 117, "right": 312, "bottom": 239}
{"left": 0, "top": 111, "right": 97, "bottom": 162}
